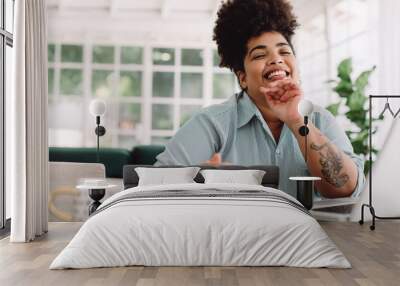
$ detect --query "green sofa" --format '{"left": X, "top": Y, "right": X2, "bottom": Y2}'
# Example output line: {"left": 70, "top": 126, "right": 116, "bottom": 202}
{"left": 49, "top": 145, "right": 165, "bottom": 178}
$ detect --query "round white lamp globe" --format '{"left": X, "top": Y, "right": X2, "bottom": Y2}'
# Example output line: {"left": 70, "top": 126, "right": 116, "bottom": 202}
{"left": 298, "top": 99, "right": 314, "bottom": 117}
{"left": 89, "top": 99, "right": 106, "bottom": 116}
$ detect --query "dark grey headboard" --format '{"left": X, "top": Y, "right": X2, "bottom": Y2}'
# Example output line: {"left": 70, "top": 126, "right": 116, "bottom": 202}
{"left": 123, "top": 165, "right": 279, "bottom": 190}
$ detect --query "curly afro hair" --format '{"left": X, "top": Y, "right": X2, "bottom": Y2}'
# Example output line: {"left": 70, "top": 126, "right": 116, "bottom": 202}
{"left": 213, "top": 0, "right": 299, "bottom": 73}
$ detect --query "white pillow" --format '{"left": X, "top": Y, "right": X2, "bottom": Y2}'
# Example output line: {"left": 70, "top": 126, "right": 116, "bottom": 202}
{"left": 135, "top": 167, "right": 201, "bottom": 186}
{"left": 200, "top": 169, "right": 266, "bottom": 185}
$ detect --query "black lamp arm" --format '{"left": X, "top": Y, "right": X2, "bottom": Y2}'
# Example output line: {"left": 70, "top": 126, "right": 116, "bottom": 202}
{"left": 94, "top": 116, "right": 106, "bottom": 163}
{"left": 298, "top": 115, "right": 309, "bottom": 164}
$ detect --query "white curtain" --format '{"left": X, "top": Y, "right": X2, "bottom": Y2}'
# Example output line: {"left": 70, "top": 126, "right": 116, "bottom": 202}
{"left": 7, "top": 0, "right": 49, "bottom": 242}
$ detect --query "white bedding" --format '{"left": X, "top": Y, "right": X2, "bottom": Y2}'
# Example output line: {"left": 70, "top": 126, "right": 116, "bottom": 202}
{"left": 50, "top": 183, "right": 351, "bottom": 269}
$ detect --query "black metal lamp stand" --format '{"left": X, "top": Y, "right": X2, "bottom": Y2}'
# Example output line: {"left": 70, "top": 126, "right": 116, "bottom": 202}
{"left": 88, "top": 188, "right": 106, "bottom": 215}
{"left": 94, "top": 115, "right": 106, "bottom": 163}
{"left": 359, "top": 95, "right": 400, "bottom": 230}
{"left": 296, "top": 116, "right": 315, "bottom": 210}
{"left": 91, "top": 116, "right": 106, "bottom": 214}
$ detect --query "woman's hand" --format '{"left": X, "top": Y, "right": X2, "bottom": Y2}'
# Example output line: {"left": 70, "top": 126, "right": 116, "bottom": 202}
{"left": 202, "top": 153, "right": 231, "bottom": 166}
{"left": 259, "top": 79, "right": 303, "bottom": 125}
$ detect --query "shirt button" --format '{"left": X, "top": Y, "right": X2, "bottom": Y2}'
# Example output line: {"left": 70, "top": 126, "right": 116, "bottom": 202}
{"left": 276, "top": 150, "right": 281, "bottom": 155}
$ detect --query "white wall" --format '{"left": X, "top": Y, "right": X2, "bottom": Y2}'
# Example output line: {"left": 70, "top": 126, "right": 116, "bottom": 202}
{"left": 351, "top": 0, "right": 400, "bottom": 221}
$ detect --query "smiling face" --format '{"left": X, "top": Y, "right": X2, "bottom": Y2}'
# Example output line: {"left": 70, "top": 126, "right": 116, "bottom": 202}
{"left": 238, "top": 31, "right": 299, "bottom": 105}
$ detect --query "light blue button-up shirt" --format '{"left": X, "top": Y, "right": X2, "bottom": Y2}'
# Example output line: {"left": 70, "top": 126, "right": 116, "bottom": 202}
{"left": 155, "top": 91, "right": 365, "bottom": 198}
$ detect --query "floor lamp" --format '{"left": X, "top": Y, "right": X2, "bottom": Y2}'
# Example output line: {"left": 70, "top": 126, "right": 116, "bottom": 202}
{"left": 89, "top": 99, "right": 106, "bottom": 163}
{"left": 289, "top": 99, "right": 321, "bottom": 210}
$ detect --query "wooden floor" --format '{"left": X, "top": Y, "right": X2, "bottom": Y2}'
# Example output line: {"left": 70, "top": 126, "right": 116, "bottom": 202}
{"left": 0, "top": 222, "right": 399, "bottom": 286}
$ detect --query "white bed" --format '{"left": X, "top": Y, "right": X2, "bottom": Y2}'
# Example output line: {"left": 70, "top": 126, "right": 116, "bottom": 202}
{"left": 50, "top": 183, "right": 350, "bottom": 269}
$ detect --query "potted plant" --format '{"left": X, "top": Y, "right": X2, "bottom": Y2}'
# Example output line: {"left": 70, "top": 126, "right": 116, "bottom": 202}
{"left": 326, "top": 58, "right": 378, "bottom": 175}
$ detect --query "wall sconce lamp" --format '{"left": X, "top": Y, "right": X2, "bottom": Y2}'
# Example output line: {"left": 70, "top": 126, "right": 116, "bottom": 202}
{"left": 89, "top": 99, "right": 106, "bottom": 163}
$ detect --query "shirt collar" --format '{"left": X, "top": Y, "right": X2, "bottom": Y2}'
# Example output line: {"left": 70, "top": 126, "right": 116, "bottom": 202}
{"left": 236, "top": 91, "right": 289, "bottom": 145}
{"left": 237, "top": 91, "right": 258, "bottom": 128}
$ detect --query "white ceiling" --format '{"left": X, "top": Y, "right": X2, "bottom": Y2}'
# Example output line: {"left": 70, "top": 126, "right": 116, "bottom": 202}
{"left": 46, "top": 0, "right": 335, "bottom": 45}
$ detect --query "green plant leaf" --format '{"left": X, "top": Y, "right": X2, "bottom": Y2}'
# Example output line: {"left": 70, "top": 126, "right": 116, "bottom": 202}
{"left": 347, "top": 90, "right": 367, "bottom": 110}
{"left": 351, "top": 138, "right": 368, "bottom": 155}
{"left": 334, "top": 80, "right": 353, "bottom": 97}
{"left": 354, "top": 66, "right": 376, "bottom": 93}
{"left": 345, "top": 109, "right": 367, "bottom": 128}
{"left": 337, "top": 58, "right": 352, "bottom": 82}
{"left": 354, "top": 129, "right": 369, "bottom": 142}
{"left": 364, "top": 159, "right": 373, "bottom": 175}
{"left": 326, "top": 102, "right": 341, "bottom": 116}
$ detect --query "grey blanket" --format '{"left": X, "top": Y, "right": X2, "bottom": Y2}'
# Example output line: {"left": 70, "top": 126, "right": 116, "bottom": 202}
{"left": 93, "top": 189, "right": 310, "bottom": 217}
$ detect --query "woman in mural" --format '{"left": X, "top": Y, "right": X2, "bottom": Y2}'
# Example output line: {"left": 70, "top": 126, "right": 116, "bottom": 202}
{"left": 155, "top": 0, "right": 365, "bottom": 199}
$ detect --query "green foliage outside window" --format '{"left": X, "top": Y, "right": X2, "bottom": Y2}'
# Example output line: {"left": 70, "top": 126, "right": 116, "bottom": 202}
{"left": 181, "top": 49, "right": 203, "bottom": 66}
{"left": 48, "top": 44, "right": 55, "bottom": 62}
{"left": 60, "top": 69, "right": 83, "bottom": 95}
{"left": 153, "top": 72, "right": 174, "bottom": 98}
{"left": 152, "top": 104, "right": 173, "bottom": 130}
{"left": 48, "top": 68, "right": 54, "bottom": 95}
{"left": 181, "top": 73, "right": 203, "bottom": 98}
{"left": 121, "top": 47, "right": 143, "bottom": 64}
{"left": 213, "top": 73, "right": 236, "bottom": 99}
{"left": 93, "top": 46, "right": 114, "bottom": 64}
{"left": 61, "top": 45, "right": 83, "bottom": 62}
{"left": 119, "top": 71, "right": 141, "bottom": 97}
{"left": 92, "top": 70, "right": 114, "bottom": 97}
{"left": 153, "top": 48, "right": 175, "bottom": 65}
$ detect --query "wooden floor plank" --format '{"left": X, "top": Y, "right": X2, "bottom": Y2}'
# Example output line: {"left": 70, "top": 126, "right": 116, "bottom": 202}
{"left": 0, "top": 222, "right": 400, "bottom": 286}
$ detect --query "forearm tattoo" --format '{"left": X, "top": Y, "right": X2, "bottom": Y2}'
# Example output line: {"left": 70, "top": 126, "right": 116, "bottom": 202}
{"left": 310, "top": 142, "right": 349, "bottom": 188}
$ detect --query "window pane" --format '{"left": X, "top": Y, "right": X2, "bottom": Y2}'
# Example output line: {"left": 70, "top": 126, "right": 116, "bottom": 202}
{"left": 119, "top": 71, "right": 141, "bottom": 97}
{"left": 5, "top": 45, "right": 13, "bottom": 219}
{"left": 153, "top": 48, "right": 175, "bottom": 65}
{"left": 49, "top": 129, "right": 85, "bottom": 147}
{"left": 213, "top": 50, "right": 221, "bottom": 67}
{"left": 60, "top": 69, "right": 83, "bottom": 95}
{"left": 121, "top": 46, "right": 143, "bottom": 64}
{"left": 61, "top": 44, "right": 83, "bottom": 63}
{"left": 151, "top": 136, "right": 170, "bottom": 145}
{"left": 119, "top": 103, "right": 141, "bottom": 130}
{"left": 97, "top": 132, "right": 113, "bottom": 148}
{"left": 181, "top": 73, "right": 203, "bottom": 98}
{"left": 48, "top": 98, "right": 86, "bottom": 147}
{"left": 48, "top": 99, "right": 84, "bottom": 130}
{"left": 152, "top": 72, "right": 174, "bottom": 97}
{"left": 6, "top": 0, "right": 14, "bottom": 33}
{"left": 48, "top": 44, "right": 55, "bottom": 62}
{"left": 92, "top": 70, "right": 114, "bottom": 98}
{"left": 213, "top": 73, "right": 236, "bottom": 99}
{"left": 180, "top": 105, "right": 201, "bottom": 126}
{"left": 330, "top": 0, "right": 368, "bottom": 45}
{"left": 181, "top": 49, "right": 203, "bottom": 66}
{"left": 152, "top": 104, "right": 173, "bottom": 130}
{"left": 48, "top": 68, "right": 54, "bottom": 95}
{"left": 93, "top": 46, "right": 114, "bottom": 64}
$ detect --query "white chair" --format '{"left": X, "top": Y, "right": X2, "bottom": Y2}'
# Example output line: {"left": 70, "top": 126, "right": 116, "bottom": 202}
{"left": 311, "top": 196, "right": 360, "bottom": 222}
{"left": 49, "top": 162, "right": 123, "bottom": 222}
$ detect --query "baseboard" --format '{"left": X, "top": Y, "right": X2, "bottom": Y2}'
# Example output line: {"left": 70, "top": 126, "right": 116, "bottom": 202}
{"left": 0, "top": 218, "right": 11, "bottom": 239}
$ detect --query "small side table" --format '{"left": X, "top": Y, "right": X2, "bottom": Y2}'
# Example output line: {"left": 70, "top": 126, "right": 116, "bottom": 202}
{"left": 76, "top": 178, "right": 116, "bottom": 215}
{"left": 289, "top": 176, "right": 321, "bottom": 210}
